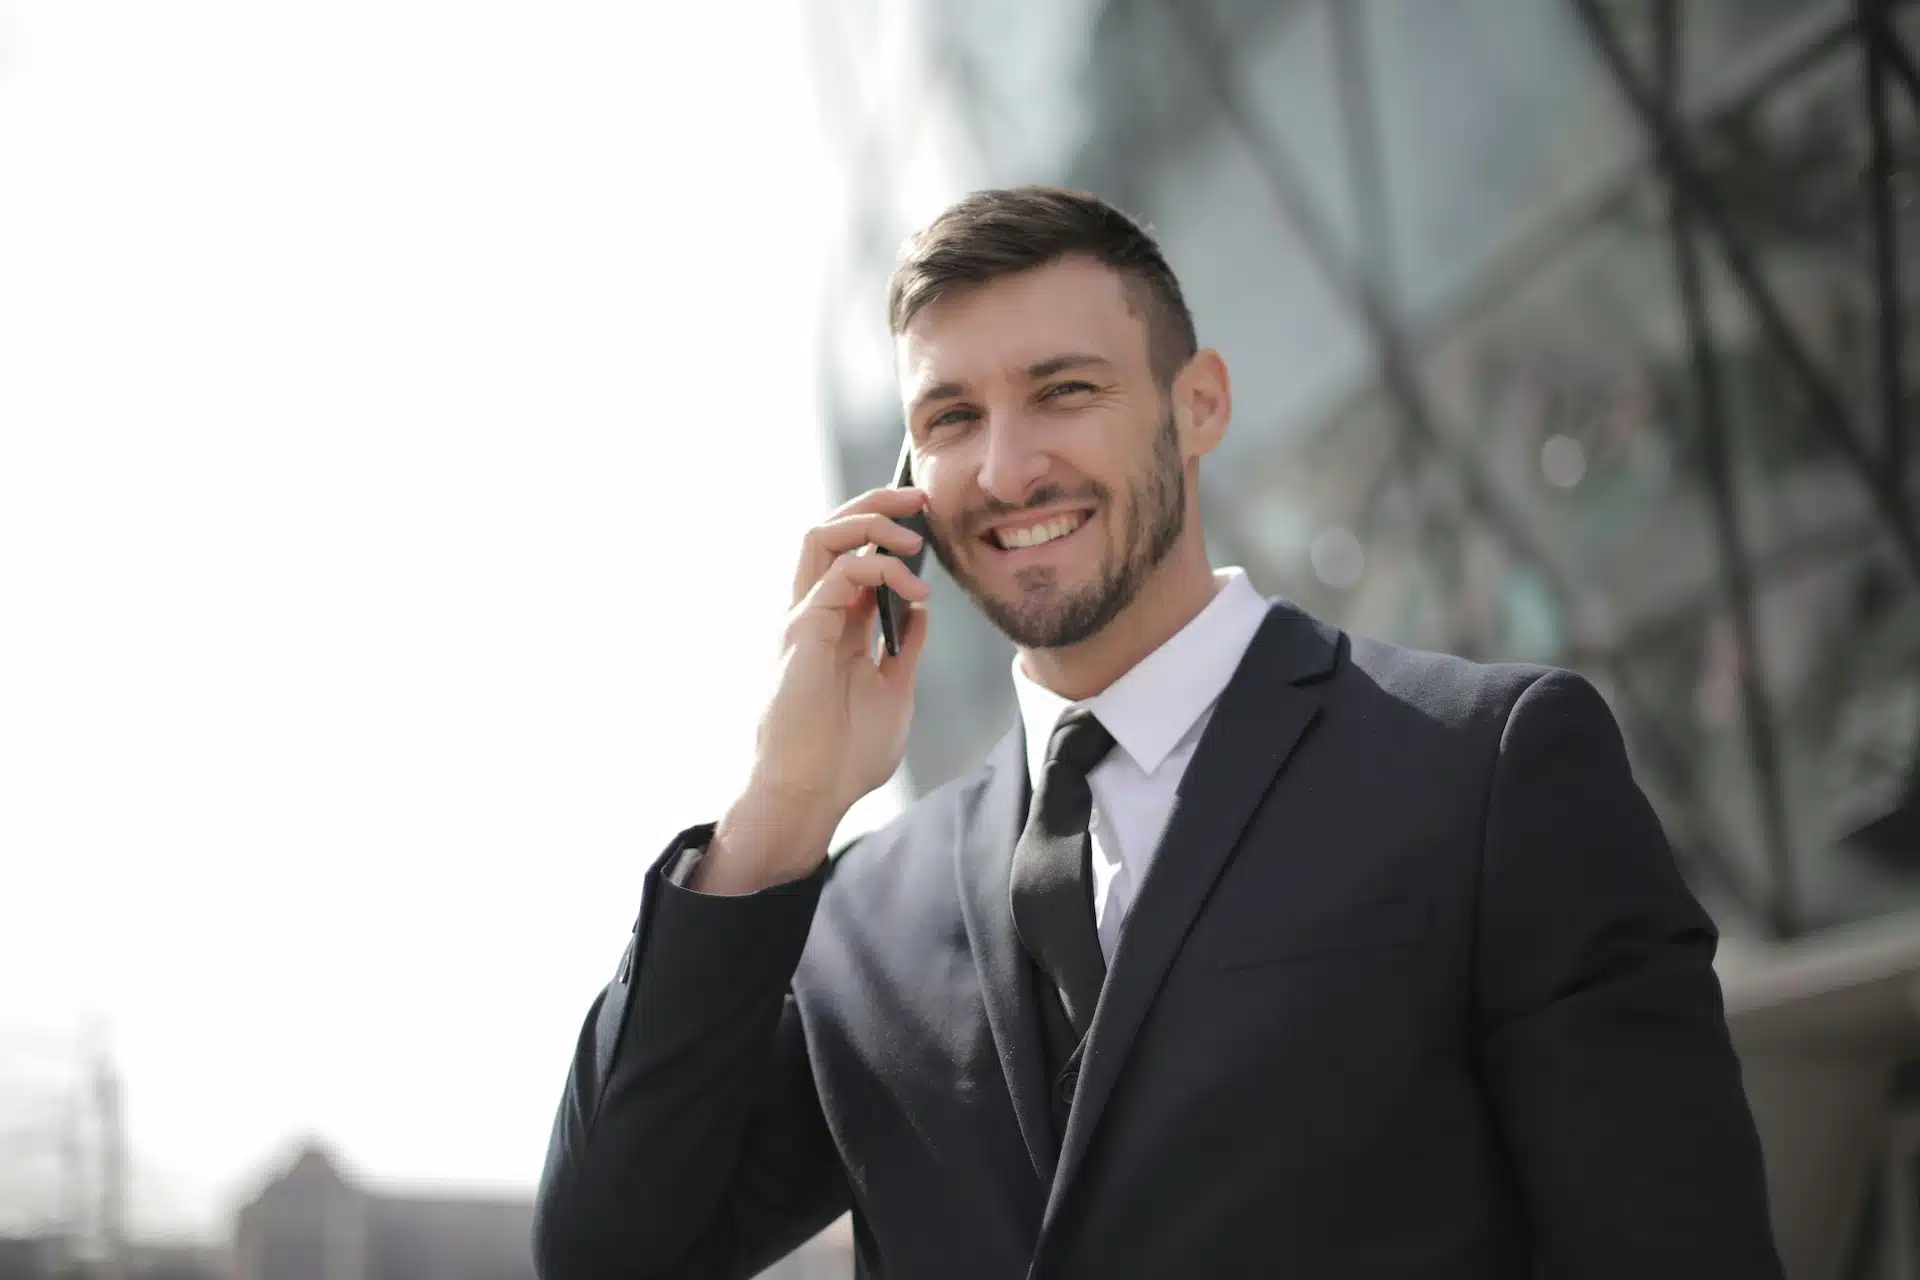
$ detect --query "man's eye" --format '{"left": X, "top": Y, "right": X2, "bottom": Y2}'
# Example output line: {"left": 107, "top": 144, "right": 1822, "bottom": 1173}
{"left": 1042, "top": 381, "right": 1096, "bottom": 399}
{"left": 930, "top": 406, "right": 978, "bottom": 428}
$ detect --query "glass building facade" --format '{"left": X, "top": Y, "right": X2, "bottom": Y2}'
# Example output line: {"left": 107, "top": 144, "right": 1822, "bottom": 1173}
{"left": 807, "top": 2, "right": 1920, "bottom": 1275}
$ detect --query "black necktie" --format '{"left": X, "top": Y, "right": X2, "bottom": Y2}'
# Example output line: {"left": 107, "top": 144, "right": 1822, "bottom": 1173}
{"left": 1010, "top": 708, "right": 1116, "bottom": 1045}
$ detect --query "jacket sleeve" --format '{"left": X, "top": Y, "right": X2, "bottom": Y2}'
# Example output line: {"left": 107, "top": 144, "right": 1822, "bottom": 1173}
{"left": 1472, "top": 669, "right": 1782, "bottom": 1278}
{"left": 533, "top": 824, "right": 850, "bottom": 1280}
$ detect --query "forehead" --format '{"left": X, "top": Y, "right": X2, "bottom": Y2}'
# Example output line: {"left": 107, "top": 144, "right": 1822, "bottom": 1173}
{"left": 896, "top": 255, "right": 1150, "bottom": 394}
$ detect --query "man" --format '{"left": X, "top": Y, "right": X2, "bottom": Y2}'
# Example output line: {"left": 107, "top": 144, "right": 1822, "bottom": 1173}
{"left": 533, "top": 187, "right": 1781, "bottom": 1278}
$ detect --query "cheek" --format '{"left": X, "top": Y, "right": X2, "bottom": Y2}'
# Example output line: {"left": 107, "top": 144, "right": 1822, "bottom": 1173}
{"left": 914, "top": 459, "right": 968, "bottom": 531}
{"left": 913, "top": 498, "right": 964, "bottom": 561}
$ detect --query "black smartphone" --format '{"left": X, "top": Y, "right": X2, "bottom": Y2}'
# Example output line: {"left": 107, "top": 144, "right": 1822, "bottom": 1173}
{"left": 876, "top": 432, "right": 930, "bottom": 658}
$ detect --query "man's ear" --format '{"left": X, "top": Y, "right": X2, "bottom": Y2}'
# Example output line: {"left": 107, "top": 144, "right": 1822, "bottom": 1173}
{"left": 1173, "top": 349, "right": 1231, "bottom": 460}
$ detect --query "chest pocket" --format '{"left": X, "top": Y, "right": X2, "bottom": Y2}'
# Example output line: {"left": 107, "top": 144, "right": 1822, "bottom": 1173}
{"left": 1206, "top": 897, "right": 1429, "bottom": 971}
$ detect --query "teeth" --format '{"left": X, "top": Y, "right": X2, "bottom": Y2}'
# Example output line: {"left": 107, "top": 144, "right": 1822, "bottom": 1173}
{"left": 995, "top": 514, "right": 1085, "bottom": 550}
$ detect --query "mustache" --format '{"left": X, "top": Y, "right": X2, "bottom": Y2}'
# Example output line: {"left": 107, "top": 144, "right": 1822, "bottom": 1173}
{"left": 953, "top": 483, "right": 1107, "bottom": 539}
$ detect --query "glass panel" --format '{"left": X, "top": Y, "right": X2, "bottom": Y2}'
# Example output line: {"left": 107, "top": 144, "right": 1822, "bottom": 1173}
{"left": 1759, "top": 528, "right": 1920, "bottom": 928}
{"left": 1418, "top": 186, "right": 1723, "bottom": 634}
{"left": 1230, "top": 0, "right": 1364, "bottom": 274}
{"left": 1071, "top": 0, "right": 1320, "bottom": 206}
{"left": 1231, "top": 386, "right": 1465, "bottom": 655}
{"left": 1137, "top": 119, "right": 1371, "bottom": 473}
{"left": 920, "top": 0, "right": 1099, "bottom": 180}
{"left": 1363, "top": 0, "right": 1640, "bottom": 316}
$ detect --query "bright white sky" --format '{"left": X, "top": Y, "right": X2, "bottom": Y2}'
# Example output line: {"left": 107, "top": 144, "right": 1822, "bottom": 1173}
{"left": 0, "top": 0, "right": 900, "bottom": 1239}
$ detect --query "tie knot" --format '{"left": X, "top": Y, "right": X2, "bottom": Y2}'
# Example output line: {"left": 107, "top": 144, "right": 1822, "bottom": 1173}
{"left": 1046, "top": 708, "right": 1115, "bottom": 779}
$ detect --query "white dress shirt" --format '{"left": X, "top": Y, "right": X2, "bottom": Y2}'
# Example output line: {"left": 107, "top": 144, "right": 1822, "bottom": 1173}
{"left": 1011, "top": 568, "right": 1269, "bottom": 964}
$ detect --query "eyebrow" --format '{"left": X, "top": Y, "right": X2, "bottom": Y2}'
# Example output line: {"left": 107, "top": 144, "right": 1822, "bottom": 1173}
{"left": 908, "top": 379, "right": 968, "bottom": 418}
{"left": 1024, "top": 352, "right": 1112, "bottom": 380}
{"left": 908, "top": 353, "right": 1114, "bottom": 418}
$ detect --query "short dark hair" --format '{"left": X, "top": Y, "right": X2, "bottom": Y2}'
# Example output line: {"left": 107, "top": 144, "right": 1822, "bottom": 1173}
{"left": 886, "top": 186, "right": 1198, "bottom": 388}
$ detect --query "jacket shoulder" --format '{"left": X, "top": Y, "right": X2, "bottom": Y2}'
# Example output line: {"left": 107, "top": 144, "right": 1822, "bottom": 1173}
{"left": 1334, "top": 625, "right": 1565, "bottom": 735}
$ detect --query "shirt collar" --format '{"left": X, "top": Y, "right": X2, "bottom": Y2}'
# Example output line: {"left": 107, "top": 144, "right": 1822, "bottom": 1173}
{"left": 1011, "top": 568, "right": 1270, "bottom": 788}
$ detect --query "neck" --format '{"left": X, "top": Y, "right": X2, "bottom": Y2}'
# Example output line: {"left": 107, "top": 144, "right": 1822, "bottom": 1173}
{"left": 1016, "top": 533, "right": 1221, "bottom": 702}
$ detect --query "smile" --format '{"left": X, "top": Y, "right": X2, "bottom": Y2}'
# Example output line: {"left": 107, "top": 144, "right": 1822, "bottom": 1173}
{"left": 986, "top": 510, "right": 1091, "bottom": 551}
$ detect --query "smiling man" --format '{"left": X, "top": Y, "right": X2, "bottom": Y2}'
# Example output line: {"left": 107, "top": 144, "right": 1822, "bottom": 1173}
{"left": 533, "top": 188, "right": 1782, "bottom": 1278}
{"left": 900, "top": 255, "right": 1198, "bottom": 672}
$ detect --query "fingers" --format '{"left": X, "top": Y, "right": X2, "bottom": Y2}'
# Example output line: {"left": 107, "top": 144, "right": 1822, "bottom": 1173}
{"left": 811, "top": 549, "right": 930, "bottom": 613}
{"left": 830, "top": 485, "right": 930, "bottom": 521}
{"left": 788, "top": 549, "right": 930, "bottom": 648}
{"left": 820, "top": 511, "right": 928, "bottom": 558}
{"left": 794, "top": 490, "right": 930, "bottom": 603}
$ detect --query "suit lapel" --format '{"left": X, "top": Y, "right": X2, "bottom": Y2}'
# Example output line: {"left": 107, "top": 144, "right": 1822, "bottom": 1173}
{"left": 1040, "top": 601, "right": 1342, "bottom": 1234}
{"left": 953, "top": 720, "right": 1055, "bottom": 1185}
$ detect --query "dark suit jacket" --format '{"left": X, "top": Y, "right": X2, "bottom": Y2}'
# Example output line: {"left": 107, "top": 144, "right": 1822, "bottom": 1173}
{"left": 534, "top": 600, "right": 1782, "bottom": 1279}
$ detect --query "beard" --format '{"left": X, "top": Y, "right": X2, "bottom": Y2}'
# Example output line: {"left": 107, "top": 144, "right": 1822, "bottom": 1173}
{"left": 927, "top": 413, "right": 1187, "bottom": 649}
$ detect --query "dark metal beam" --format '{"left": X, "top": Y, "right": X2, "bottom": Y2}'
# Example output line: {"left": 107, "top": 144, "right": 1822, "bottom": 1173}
{"left": 1573, "top": 0, "right": 1920, "bottom": 581}
{"left": 1861, "top": 0, "right": 1911, "bottom": 480}
{"left": 1706, "top": 12, "right": 1859, "bottom": 122}
{"left": 1872, "top": 7, "right": 1920, "bottom": 113}
{"left": 1657, "top": 0, "right": 1800, "bottom": 938}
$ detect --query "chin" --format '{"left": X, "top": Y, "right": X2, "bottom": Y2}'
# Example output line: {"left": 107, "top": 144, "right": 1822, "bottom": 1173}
{"left": 980, "top": 578, "right": 1119, "bottom": 650}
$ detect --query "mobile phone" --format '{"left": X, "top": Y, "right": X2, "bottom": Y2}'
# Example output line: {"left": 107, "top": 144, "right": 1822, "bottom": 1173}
{"left": 876, "top": 432, "right": 930, "bottom": 658}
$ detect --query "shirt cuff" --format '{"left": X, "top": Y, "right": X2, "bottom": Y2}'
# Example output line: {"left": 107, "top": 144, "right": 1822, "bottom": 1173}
{"left": 663, "top": 842, "right": 707, "bottom": 887}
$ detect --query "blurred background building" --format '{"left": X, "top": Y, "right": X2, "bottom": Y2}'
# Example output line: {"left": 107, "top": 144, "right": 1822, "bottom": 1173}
{"left": 231, "top": 1145, "right": 844, "bottom": 1280}
{"left": 0, "top": 1105, "right": 851, "bottom": 1280}
{"left": 229, "top": 1145, "right": 531, "bottom": 1280}
{"left": 0, "top": 1024, "right": 846, "bottom": 1279}
{"left": 810, "top": 0, "right": 1920, "bottom": 1276}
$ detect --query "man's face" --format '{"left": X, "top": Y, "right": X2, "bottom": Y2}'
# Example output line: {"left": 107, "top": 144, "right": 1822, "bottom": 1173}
{"left": 897, "top": 255, "right": 1190, "bottom": 649}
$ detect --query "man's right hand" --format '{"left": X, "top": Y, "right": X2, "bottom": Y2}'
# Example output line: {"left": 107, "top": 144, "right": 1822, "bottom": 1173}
{"left": 695, "top": 485, "right": 932, "bottom": 895}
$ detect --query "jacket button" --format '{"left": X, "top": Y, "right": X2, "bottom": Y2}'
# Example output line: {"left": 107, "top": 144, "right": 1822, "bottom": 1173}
{"left": 1056, "top": 1066, "right": 1079, "bottom": 1109}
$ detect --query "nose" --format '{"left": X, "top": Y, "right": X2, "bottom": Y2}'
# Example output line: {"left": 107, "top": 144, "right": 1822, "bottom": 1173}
{"left": 974, "top": 410, "right": 1047, "bottom": 506}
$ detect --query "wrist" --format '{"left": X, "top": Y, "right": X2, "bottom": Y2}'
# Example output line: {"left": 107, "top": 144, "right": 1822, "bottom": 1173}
{"left": 700, "top": 784, "right": 843, "bottom": 894}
